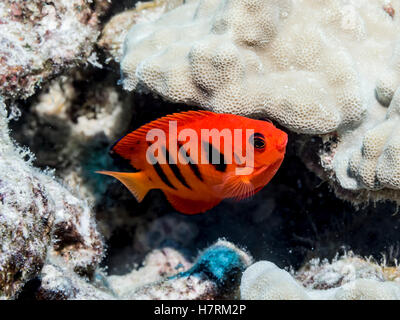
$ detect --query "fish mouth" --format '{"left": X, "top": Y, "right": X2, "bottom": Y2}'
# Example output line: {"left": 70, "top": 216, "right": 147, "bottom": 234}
{"left": 235, "top": 166, "right": 265, "bottom": 175}
{"left": 251, "top": 161, "right": 280, "bottom": 178}
{"left": 253, "top": 165, "right": 270, "bottom": 175}
{"left": 235, "top": 163, "right": 274, "bottom": 176}
{"left": 277, "top": 134, "right": 288, "bottom": 152}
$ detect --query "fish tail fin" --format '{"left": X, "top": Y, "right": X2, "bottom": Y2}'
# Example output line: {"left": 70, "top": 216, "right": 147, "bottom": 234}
{"left": 96, "top": 171, "right": 150, "bottom": 202}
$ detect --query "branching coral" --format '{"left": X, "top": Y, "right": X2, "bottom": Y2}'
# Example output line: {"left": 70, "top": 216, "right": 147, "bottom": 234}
{"left": 118, "top": 0, "right": 400, "bottom": 203}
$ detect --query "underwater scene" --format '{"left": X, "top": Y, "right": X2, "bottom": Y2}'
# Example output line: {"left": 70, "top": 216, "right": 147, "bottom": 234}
{"left": 2, "top": 0, "right": 400, "bottom": 301}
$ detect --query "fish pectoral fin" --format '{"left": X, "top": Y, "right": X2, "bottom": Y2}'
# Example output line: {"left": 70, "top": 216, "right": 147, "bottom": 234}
{"left": 216, "top": 173, "right": 255, "bottom": 201}
{"left": 96, "top": 171, "right": 150, "bottom": 202}
{"left": 163, "top": 192, "right": 221, "bottom": 215}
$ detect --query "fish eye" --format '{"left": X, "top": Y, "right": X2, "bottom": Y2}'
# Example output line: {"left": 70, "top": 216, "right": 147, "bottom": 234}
{"left": 253, "top": 137, "right": 265, "bottom": 149}
{"left": 250, "top": 133, "right": 266, "bottom": 150}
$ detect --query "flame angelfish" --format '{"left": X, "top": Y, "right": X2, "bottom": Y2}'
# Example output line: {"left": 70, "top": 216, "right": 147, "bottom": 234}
{"left": 98, "top": 111, "right": 287, "bottom": 214}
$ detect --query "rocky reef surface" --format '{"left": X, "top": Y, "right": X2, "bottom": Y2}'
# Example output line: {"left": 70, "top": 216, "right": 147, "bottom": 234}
{"left": 2, "top": 0, "right": 400, "bottom": 300}
{"left": 0, "top": 0, "right": 110, "bottom": 100}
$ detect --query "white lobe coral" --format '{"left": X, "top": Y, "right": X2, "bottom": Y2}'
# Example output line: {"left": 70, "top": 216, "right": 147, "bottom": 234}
{"left": 121, "top": 0, "right": 399, "bottom": 135}
{"left": 120, "top": 0, "right": 400, "bottom": 201}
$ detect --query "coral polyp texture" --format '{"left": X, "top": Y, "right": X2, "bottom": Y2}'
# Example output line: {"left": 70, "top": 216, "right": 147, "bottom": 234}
{"left": 0, "top": 0, "right": 109, "bottom": 100}
{"left": 334, "top": 88, "right": 400, "bottom": 195}
{"left": 120, "top": 0, "right": 394, "bottom": 134}
{"left": 99, "top": 0, "right": 184, "bottom": 62}
{"left": 240, "top": 255, "right": 400, "bottom": 300}
{"left": 120, "top": 0, "right": 400, "bottom": 203}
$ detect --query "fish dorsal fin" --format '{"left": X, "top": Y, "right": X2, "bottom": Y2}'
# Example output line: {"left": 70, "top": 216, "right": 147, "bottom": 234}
{"left": 112, "top": 110, "right": 216, "bottom": 160}
{"left": 164, "top": 191, "right": 222, "bottom": 215}
{"left": 215, "top": 172, "right": 255, "bottom": 201}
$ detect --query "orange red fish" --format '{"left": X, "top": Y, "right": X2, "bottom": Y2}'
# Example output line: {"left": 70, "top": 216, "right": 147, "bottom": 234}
{"left": 97, "top": 110, "right": 287, "bottom": 214}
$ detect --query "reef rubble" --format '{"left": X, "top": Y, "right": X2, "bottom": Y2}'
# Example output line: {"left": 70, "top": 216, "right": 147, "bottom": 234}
{"left": 0, "top": 0, "right": 110, "bottom": 100}
{"left": 0, "top": 98, "right": 103, "bottom": 298}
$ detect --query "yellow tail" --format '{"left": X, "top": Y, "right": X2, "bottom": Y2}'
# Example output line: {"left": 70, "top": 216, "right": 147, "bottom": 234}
{"left": 96, "top": 171, "right": 150, "bottom": 202}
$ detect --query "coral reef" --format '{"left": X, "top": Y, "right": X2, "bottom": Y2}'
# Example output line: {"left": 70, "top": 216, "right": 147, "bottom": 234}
{"left": 36, "top": 247, "right": 190, "bottom": 300}
{"left": 36, "top": 262, "right": 114, "bottom": 300}
{"left": 296, "top": 252, "right": 400, "bottom": 289}
{"left": 118, "top": 0, "right": 400, "bottom": 203}
{"left": 3, "top": 0, "right": 400, "bottom": 302}
{"left": 123, "top": 240, "right": 252, "bottom": 299}
{"left": 31, "top": 247, "right": 190, "bottom": 300}
{"left": 0, "top": 99, "right": 103, "bottom": 298}
{"left": 0, "top": 0, "right": 110, "bottom": 100}
{"left": 241, "top": 254, "right": 400, "bottom": 300}
{"left": 120, "top": 0, "right": 396, "bottom": 133}
{"left": 241, "top": 261, "right": 311, "bottom": 299}
{"left": 107, "top": 247, "right": 192, "bottom": 297}
{"left": 30, "top": 240, "right": 249, "bottom": 300}
{"left": 99, "top": 0, "right": 184, "bottom": 63}
{"left": 332, "top": 88, "right": 400, "bottom": 199}
{"left": 9, "top": 68, "right": 133, "bottom": 202}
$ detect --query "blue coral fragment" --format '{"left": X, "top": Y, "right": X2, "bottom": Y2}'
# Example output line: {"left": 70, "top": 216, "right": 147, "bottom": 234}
{"left": 170, "top": 240, "right": 251, "bottom": 287}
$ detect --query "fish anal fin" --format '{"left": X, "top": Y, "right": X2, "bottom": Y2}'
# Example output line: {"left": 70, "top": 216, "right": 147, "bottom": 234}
{"left": 164, "top": 192, "right": 221, "bottom": 215}
{"left": 112, "top": 110, "right": 215, "bottom": 160}
{"left": 97, "top": 171, "right": 150, "bottom": 202}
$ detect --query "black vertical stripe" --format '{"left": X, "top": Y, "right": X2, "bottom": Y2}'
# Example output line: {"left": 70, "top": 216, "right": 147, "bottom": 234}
{"left": 178, "top": 143, "right": 204, "bottom": 182}
{"left": 202, "top": 141, "right": 227, "bottom": 172}
{"left": 148, "top": 153, "right": 177, "bottom": 190}
{"left": 163, "top": 146, "right": 192, "bottom": 190}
